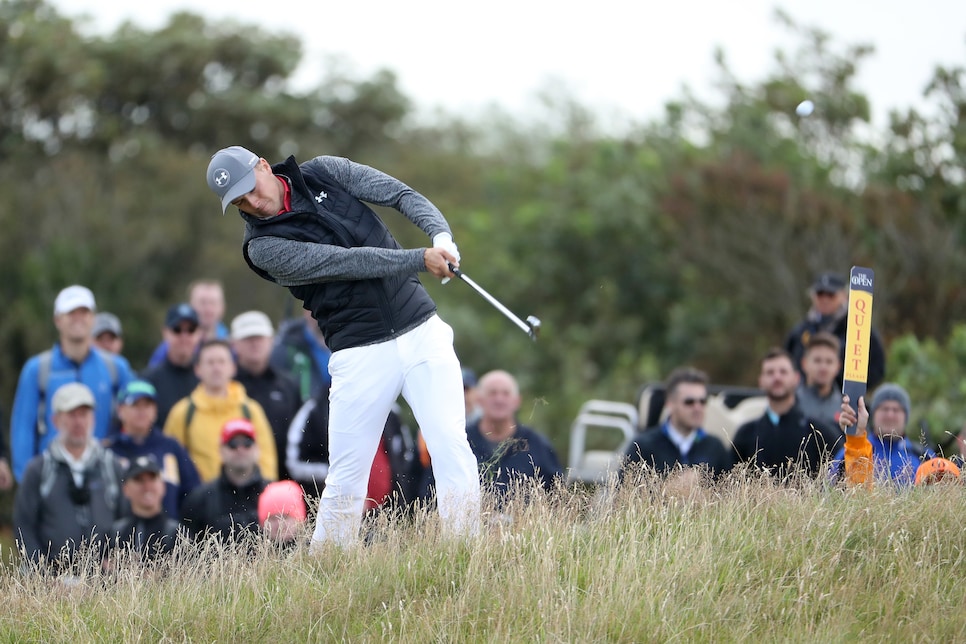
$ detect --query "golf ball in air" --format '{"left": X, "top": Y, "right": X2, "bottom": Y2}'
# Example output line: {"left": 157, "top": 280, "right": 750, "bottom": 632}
{"left": 796, "top": 100, "right": 815, "bottom": 117}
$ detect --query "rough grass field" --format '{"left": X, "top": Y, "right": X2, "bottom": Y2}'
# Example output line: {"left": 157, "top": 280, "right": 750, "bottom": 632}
{"left": 2, "top": 471, "right": 965, "bottom": 642}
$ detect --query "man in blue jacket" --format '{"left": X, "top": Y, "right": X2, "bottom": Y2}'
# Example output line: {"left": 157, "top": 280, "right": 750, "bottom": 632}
{"left": 829, "top": 383, "right": 934, "bottom": 487}
{"left": 10, "top": 285, "right": 134, "bottom": 481}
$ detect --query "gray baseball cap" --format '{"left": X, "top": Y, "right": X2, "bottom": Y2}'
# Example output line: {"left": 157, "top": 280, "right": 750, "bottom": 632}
{"left": 92, "top": 311, "right": 122, "bottom": 338}
{"left": 207, "top": 146, "right": 259, "bottom": 213}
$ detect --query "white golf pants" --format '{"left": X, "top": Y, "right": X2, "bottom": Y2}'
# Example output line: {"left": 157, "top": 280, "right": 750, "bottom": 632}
{"left": 311, "top": 314, "right": 481, "bottom": 546}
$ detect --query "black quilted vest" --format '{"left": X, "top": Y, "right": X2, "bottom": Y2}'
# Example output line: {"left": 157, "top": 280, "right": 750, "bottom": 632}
{"left": 242, "top": 156, "right": 435, "bottom": 351}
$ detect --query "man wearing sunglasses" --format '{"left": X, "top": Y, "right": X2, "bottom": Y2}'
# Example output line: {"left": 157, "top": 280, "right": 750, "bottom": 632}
{"left": 785, "top": 271, "right": 886, "bottom": 391}
{"left": 180, "top": 418, "right": 269, "bottom": 543}
{"left": 620, "top": 367, "right": 731, "bottom": 482}
{"left": 142, "top": 303, "right": 203, "bottom": 427}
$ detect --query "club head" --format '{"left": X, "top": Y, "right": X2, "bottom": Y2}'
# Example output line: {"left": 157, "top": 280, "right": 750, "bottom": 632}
{"left": 526, "top": 315, "right": 541, "bottom": 341}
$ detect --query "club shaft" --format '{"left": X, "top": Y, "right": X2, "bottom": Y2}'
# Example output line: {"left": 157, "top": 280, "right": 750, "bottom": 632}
{"left": 456, "top": 272, "right": 532, "bottom": 334}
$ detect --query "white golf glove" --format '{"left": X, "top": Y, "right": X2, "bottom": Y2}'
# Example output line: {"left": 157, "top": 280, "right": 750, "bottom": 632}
{"left": 433, "top": 232, "right": 460, "bottom": 284}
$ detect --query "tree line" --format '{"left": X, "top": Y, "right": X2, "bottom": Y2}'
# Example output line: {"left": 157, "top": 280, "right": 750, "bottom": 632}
{"left": 2, "top": 0, "right": 965, "bottom": 452}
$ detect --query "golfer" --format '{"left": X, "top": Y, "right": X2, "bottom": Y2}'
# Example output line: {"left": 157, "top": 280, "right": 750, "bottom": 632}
{"left": 206, "top": 146, "right": 481, "bottom": 546}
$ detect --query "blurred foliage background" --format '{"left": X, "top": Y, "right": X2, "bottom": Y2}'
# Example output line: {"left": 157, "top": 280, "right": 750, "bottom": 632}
{"left": 1, "top": 0, "right": 965, "bottom": 458}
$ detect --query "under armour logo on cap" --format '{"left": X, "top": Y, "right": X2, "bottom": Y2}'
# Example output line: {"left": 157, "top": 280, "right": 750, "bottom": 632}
{"left": 206, "top": 146, "right": 259, "bottom": 213}
{"left": 213, "top": 169, "right": 231, "bottom": 188}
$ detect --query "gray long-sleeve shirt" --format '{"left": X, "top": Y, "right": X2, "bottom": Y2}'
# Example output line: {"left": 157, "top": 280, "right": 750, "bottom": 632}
{"left": 245, "top": 156, "right": 452, "bottom": 287}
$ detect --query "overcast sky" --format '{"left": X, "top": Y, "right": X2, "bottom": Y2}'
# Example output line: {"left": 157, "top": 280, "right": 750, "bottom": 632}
{"left": 49, "top": 0, "right": 966, "bottom": 129}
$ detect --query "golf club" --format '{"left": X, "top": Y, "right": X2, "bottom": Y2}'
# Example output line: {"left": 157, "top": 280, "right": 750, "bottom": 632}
{"left": 448, "top": 263, "right": 541, "bottom": 340}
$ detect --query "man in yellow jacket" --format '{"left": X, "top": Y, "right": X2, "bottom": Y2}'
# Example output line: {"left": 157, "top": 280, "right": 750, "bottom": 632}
{"left": 164, "top": 339, "right": 277, "bottom": 481}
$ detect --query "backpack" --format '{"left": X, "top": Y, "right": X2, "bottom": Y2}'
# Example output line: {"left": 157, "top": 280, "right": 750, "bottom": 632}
{"left": 35, "top": 347, "right": 120, "bottom": 450}
{"left": 182, "top": 396, "right": 252, "bottom": 456}
{"left": 39, "top": 450, "right": 120, "bottom": 513}
{"left": 183, "top": 398, "right": 252, "bottom": 430}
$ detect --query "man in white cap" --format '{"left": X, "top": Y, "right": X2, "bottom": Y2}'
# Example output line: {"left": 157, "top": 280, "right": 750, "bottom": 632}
{"left": 13, "top": 382, "right": 124, "bottom": 569}
{"left": 9, "top": 285, "right": 134, "bottom": 482}
{"left": 206, "top": 146, "right": 480, "bottom": 547}
{"left": 230, "top": 310, "right": 301, "bottom": 481}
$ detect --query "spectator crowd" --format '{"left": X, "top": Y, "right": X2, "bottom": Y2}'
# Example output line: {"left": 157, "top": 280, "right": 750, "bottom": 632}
{"left": 0, "top": 270, "right": 961, "bottom": 574}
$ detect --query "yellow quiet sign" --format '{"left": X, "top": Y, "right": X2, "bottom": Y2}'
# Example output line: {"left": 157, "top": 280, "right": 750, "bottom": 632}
{"left": 843, "top": 266, "right": 875, "bottom": 385}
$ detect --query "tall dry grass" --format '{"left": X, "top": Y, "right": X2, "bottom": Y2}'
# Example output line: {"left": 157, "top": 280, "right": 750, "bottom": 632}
{"left": 2, "top": 470, "right": 966, "bottom": 642}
